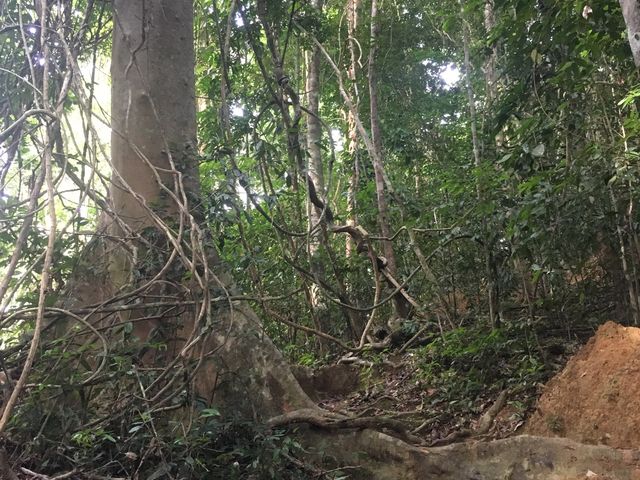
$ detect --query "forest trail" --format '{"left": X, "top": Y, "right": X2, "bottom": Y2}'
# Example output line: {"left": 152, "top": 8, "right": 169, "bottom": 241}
{"left": 293, "top": 322, "right": 640, "bottom": 479}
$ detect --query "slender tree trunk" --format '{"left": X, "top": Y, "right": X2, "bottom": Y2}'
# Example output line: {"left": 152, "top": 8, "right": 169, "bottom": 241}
{"left": 305, "top": 0, "right": 330, "bottom": 345}
{"left": 306, "top": 2, "right": 324, "bottom": 213}
{"left": 346, "top": 0, "right": 361, "bottom": 258}
{"left": 619, "top": 1, "right": 640, "bottom": 323}
{"left": 368, "top": 0, "right": 408, "bottom": 318}
{"left": 610, "top": 186, "right": 640, "bottom": 324}
{"left": 305, "top": 12, "right": 363, "bottom": 340}
{"left": 460, "top": 0, "right": 500, "bottom": 328}
{"left": 483, "top": 0, "right": 498, "bottom": 103}
{"left": 368, "top": 0, "right": 391, "bottom": 271}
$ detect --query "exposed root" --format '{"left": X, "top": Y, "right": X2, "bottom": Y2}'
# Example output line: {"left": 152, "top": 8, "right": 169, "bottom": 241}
{"left": 267, "top": 408, "right": 425, "bottom": 445}
{"left": 430, "top": 389, "right": 508, "bottom": 447}
{"left": 304, "top": 431, "right": 640, "bottom": 480}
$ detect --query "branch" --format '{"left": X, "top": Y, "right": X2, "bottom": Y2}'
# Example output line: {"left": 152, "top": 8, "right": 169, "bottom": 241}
{"left": 0, "top": 109, "right": 56, "bottom": 144}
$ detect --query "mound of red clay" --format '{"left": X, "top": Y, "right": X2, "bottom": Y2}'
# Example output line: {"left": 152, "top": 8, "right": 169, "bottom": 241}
{"left": 526, "top": 321, "right": 640, "bottom": 449}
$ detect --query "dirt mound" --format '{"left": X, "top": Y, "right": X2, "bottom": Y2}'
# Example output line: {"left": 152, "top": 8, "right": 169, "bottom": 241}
{"left": 526, "top": 321, "right": 640, "bottom": 449}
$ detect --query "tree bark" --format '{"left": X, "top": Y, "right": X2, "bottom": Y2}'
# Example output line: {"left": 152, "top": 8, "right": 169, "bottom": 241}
{"left": 620, "top": 0, "right": 640, "bottom": 67}
{"left": 484, "top": 0, "right": 498, "bottom": 103}
{"left": 305, "top": 1, "right": 325, "bottom": 212}
{"left": 460, "top": 0, "right": 500, "bottom": 327}
{"left": 105, "top": 0, "right": 317, "bottom": 419}
{"left": 111, "top": 0, "right": 199, "bottom": 233}
{"left": 305, "top": 0, "right": 331, "bottom": 343}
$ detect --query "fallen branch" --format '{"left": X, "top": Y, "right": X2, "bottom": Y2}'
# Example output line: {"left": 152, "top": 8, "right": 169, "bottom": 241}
{"left": 476, "top": 389, "right": 508, "bottom": 434}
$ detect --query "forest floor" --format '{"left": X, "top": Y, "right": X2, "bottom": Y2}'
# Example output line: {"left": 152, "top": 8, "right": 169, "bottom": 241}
{"left": 295, "top": 319, "right": 640, "bottom": 451}
{"left": 8, "top": 318, "right": 640, "bottom": 479}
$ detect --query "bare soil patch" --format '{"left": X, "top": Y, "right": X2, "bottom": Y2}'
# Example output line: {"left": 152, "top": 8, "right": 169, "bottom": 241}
{"left": 526, "top": 321, "right": 640, "bottom": 449}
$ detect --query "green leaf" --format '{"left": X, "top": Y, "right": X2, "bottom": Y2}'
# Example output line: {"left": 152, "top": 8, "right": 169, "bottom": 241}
{"left": 128, "top": 424, "right": 144, "bottom": 434}
{"left": 201, "top": 408, "right": 221, "bottom": 418}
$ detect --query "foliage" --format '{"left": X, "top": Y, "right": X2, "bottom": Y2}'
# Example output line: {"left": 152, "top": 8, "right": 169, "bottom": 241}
{"left": 417, "top": 322, "right": 546, "bottom": 401}
{"left": 9, "top": 339, "right": 318, "bottom": 480}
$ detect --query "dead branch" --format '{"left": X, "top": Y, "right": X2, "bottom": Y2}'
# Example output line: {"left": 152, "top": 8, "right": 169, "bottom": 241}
{"left": 476, "top": 389, "right": 508, "bottom": 434}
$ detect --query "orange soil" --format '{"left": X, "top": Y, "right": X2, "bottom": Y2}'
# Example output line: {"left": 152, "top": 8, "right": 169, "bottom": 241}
{"left": 525, "top": 321, "right": 640, "bottom": 449}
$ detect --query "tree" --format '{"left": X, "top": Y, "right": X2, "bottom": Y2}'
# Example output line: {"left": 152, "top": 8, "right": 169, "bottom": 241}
{"left": 104, "top": 0, "right": 317, "bottom": 419}
{"left": 459, "top": 0, "right": 501, "bottom": 328}
{"left": 367, "top": 0, "right": 408, "bottom": 318}
{"left": 345, "top": 0, "right": 362, "bottom": 259}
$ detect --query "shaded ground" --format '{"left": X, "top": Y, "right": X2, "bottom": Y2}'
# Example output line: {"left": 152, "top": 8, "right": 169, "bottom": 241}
{"left": 294, "top": 355, "right": 527, "bottom": 445}
{"left": 8, "top": 320, "right": 640, "bottom": 479}
{"left": 290, "top": 329, "right": 640, "bottom": 479}
{"left": 297, "top": 320, "right": 640, "bottom": 452}
{"left": 525, "top": 321, "right": 640, "bottom": 449}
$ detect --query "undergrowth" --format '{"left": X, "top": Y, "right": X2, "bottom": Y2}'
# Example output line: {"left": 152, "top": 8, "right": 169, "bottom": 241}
{"left": 416, "top": 322, "right": 548, "bottom": 401}
{"left": 5, "top": 340, "right": 333, "bottom": 480}
{"left": 11, "top": 397, "right": 317, "bottom": 479}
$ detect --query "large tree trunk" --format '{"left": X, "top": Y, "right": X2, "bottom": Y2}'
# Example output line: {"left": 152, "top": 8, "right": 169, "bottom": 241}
{"left": 104, "top": 0, "right": 317, "bottom": 419}
{"left": 620, "top": 0, "right": 640, "bottom": 67}
{"left": 110, "top": 0, "right": 198, "bottom": 233}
